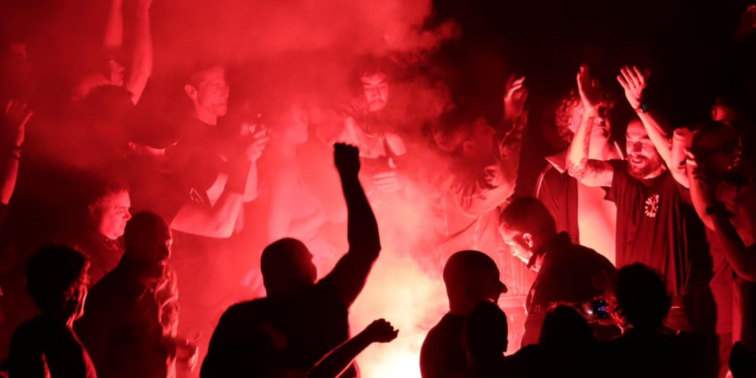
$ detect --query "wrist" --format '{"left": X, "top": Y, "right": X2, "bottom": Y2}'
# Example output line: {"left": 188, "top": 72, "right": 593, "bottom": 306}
{"left": 634, "top": 102, "right": 650, "bottom": 114}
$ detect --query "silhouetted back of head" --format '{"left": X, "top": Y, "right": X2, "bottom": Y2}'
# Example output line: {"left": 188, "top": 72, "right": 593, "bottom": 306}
{"left": 500, "top": 197, "right": 557, "bottom": 239}
{"left": 614, "top": 263, "right": 671, "bottom": 330}
{"left": 465, "top": 301, "right": 509, "bottom": 364}
{"left": 26, "top": 245, "right": 88, "bottom": 313}
{"left": 539, "top": 305, "right": 595, "bottom": 349}
{"left": 730, "top": 342, "right": 756, "bottom": 378}
{"left": 124, "top": 211, "right": 170, "bottom": 258}
{"left": 443, "top": 250, "right": 506, "bottom": 315}
{"left": 261, "top": 238, "right": 317, "bottom": 296}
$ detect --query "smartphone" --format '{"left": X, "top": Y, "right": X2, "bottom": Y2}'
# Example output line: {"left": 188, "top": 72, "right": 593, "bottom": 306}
{"left": 579, "top": 299, "right": 610, "bottom": 321}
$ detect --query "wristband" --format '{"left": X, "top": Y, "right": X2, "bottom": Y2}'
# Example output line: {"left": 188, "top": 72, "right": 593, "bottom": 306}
{"left": 705, "top": 201, "right": 728, "bottom": 216}
{"left": 634, "top": 102, "right": 650, "bottom": 114}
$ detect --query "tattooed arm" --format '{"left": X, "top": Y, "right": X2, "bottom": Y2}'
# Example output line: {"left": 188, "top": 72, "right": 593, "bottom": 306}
{"left": 566, "top": 66, "right": 614, "bottom": 187}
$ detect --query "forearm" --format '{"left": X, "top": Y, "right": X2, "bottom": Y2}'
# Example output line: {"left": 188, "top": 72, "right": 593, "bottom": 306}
{"left": 637, "top": 111, "right": 673, "bottom": 165}
{"left": 0, "top": 155, "right": 19, "bottom": 204}
{"left": 341, "top": 173, "right": 380, "bottom": 253}
{"left": 686, "top": 169, "right": 716, "bottom": 230}
{"left": 309, "top": 332, "right": 373, "bottom": 378}
{"left": 103, "top": 0, "right": 124, "bottom": 50}
{"left": 711, "top": 212, "right": 756, "bottom": 281}
{"left": 567, "top": 111, "right": 596, "bottom": 177}
{"left": 242, "top": 163, "right": 258, "bottom": 202}
{"left": 125, "top": 9, "right": 153, "bottom": 104}
{"left": 497, "top": 117, "right": 525, "bottom": 186}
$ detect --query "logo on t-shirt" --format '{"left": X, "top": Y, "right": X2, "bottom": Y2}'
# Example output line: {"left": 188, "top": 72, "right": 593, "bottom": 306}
{"left": 644, "top": 194, "right": 660, "bottom": 218}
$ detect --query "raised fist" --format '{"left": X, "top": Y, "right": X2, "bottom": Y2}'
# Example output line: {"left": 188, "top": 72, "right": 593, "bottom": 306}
{"left": 363, "top": 319, "right": 399, "bottom": 343}
{"left": 334, "top": 143, "right": 360, "bottom": 177}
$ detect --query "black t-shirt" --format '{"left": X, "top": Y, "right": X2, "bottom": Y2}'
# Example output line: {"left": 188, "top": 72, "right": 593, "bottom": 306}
{"left": 420, "top": 313, "right": 467, "bottom": 378}
{"left": 202, "top": 279, "right": 352, "bottom": 378}
{"left": 7, "top": 316, "right": 97, "bottom": 378}
{"left": 607, "top": 160, "right": 711, "bottom": 296}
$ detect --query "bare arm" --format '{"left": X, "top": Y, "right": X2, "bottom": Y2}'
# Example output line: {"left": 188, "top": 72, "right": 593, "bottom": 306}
{"left": 308, "top": 320, "right": 398, "bottom": 378}
{"left": 0, "top": 101, "right": 31, "bottom": 205}
{"left": 103, "top": 0, "right": 124, "bottom": 50}
{"left": 323, "top": 144, "right": 381, "bottom": 306}
{"left": 123, "top": 0, "right": 153, "bottom": 105}
{"left": 170, "top": 160, "right": 250, "bottom": 238}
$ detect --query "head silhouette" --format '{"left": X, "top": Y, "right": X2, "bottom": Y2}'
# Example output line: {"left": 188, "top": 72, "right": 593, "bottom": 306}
{"left": 443, "top": 250, "right": 506, "bottom": 316}
{"left": 614, "top": 263, "right": 671, "bottom": 330}
{"left": 123, "top": 212, "right": 172, "bottom": 281}
{"left": 465, "top": 301, "right": 509, "bottom": 366}
{"left": 539, "top": 305, "right": 596, "bottom": 349}
{"left": 261, "top": 238, "right": 317, "bottom": 297}
{"left": 26, "top": 245, "right": 89, "bottom": 322}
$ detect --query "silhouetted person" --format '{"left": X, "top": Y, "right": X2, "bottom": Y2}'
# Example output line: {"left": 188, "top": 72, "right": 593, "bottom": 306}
{"left": 76, "top": 212, "right": 195, "bottom": 378}
{"left": 730, "top": 342, "right": 756, "bottom": 378}
{"left": 201, "top": 143, "right": 381, "bottom": 378}
{"left": 499, "top": 197, "right": 616, "bottom": 346}
{"left": 600, "top": 263, "right": 715, "bottom": 378}
{"left": 420, "top": 250, "right": 507, "bottom": 378}
{"left": 4, "top": 245, "right": 96, "bottom": 377}
{"left": 514, "top": 305, "right": 598, "bottom": 378}
{"left": 453, "top": 301, "right": 509, "bottom": 378}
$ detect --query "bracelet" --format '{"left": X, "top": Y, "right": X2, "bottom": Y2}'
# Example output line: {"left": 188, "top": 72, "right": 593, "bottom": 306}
{"left": 634, "top": 102, "right": 650, "bottom": 114}
{"left": 705, "top": 201, "right": 728, "bottom": 215}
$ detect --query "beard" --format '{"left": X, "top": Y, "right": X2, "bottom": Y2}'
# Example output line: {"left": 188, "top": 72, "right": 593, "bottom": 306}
{"left": 627, "top": 153, "right": 663, "bottom": 179}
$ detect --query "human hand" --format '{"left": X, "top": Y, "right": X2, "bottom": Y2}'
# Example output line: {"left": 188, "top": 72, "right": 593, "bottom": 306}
{"left": 241, "top": 125, "right": 269, "bottom": 162}
{"left": 576, "top": 65, "right": 603, "bottom": 115}
{"left": 373, "top": 170, "right": 405, "bottom": 193}
{"left": 173, "top": 337, "right": 199, "bottom": 371}
{"left": 334, "top": 143, "right": 360, "bottom": 177}
{"left": 1, "top": 100, "right": 32, "bottom": 148}
{"left": 617, "top": 65, "right": 648, "bottom": 110}
{"left": 503, "top": 75, "right": 529, "bottom": 122}
{"left": 363, "top": 319, "right": 399, "bottom": 343}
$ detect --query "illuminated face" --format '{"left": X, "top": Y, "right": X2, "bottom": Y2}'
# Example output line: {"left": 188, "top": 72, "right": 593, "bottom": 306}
{"left": 463, "top": 118, "right": 497, "bottom": 163}
{"left": 499, "top": 224, "right": 533, "bottom": 266}
{"left": 711, "top": 98, "right": 736, "bottom": 125}
{"left": 625, "top": 120, "right": 664, "bottom": 179}
{"left": 189, "top": 66, "right": 230, "bottom": 118}
{"left": 361, "top": 73, "right": 389, "bottom": 112}
{"left": 93, "top": 190, "right": 132, "bottom": 240}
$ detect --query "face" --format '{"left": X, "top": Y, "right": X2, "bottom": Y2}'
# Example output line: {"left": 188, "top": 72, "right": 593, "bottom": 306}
{"left": 463, "top": 118, "right": 497, "bottom": 163}
{"left": 711, "top": 98, "right": 736, "bottom": 125}
{"left": 188, "top": 67, "right": 230, "bottom": 118}
{"left": 499, "top": 224, "right": 533, "bottom": 266}
{"left": 693, "top": 128, "right": 741, "bottom": 177}
{"left": 62, "top": 267, "right": 90, "bottom": 321}
{"left": 93, "top": 190, "right": 132, "bottom": 240}
{"left": 133, "top": 226, "right": 172, "bottom": 280}
{"left": 625, "top": 120, "right": 664, "bottom": 179}
{"left": 361, "top": 73, "right": 389, "bottom": 112}
{"left": 282, "top": 105, "right": 309, "bottom": 145}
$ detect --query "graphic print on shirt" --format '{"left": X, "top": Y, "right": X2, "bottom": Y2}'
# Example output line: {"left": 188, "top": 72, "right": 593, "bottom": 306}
{"left": 644, "top": 193, "right": 660, "bottom": 218}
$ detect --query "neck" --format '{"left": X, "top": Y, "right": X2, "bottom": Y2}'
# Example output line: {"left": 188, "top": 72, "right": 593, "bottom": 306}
{"left": 194, "top": 109, "right": 218, "bottom": 126}
{"left": 271, "top": 142, "right": 297, "bottom": 160}
{"left": 643, "top": 165, "right": 667, "bottom": 180}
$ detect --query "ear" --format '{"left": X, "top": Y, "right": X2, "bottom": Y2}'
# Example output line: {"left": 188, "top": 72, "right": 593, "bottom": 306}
{"left": 184, "top": 84, "right": 198, "bottom": 100}
{"left": 462, "top": 140, "right": 475, "bottom": 153}
{"left": 523, "top": 232, "right": 534, "bottom": 249}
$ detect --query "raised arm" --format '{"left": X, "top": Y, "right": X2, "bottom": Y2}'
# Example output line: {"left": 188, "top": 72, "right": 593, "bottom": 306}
{"left": 0, "top": 100, "right": 31, "bottom": 207}
{"left": 323, "top": 144, "right": 381, "bottom": 306}
{"left": 103, "top": 0, "right": 124, "bottom": 50}
{"left": 566, "top": 66, "right": 614, "bottom": 187}
{"left": 308, "top": 319, "right": 398, "bottom": 378}
{"left": 123, "top": 0, "right": 153, "bottom": 105}
{"left": 617, "top": 66, "right": 687, "bottom": 186}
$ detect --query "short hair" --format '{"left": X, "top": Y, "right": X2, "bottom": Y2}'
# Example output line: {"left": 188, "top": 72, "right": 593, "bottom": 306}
{"left": 123, "top": 211, "right": 169, "bottom": 253}
{"left": 356, "top": 56, "right": 393, "bottom": 79}
{"left": 186, "top": 62, "right": 224, "bottom": 88}
{"left": 261, "top": 238, "right": 309, "bottom": 276}
{"left": 26, "top": 245, "right": 88, "bottom": 312}
{"left": 500, "top": 197, "right": 556, "bottom": 237}
{"left": 614, "top": 263, "right": 671, "bottom": 329}
{"left": 86, "top": 175, "right": 129, "bottom": 209}
{"left": 443, "top": 250, "right": 499, "bottom": 287}
{"left": 465, "top": 301, "right": 509, "bottom": 359}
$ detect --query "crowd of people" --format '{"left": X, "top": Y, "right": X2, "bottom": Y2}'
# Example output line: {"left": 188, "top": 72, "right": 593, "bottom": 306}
{"left": 0, "top": 0, "right": 756, "bottom": 377}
